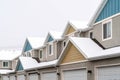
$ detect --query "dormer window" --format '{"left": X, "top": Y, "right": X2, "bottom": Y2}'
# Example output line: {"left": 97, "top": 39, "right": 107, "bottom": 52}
{"left": 102, "top": 20, "right": 112, "bottom": 41}
{"left": 2, "top": 61, "right": 9, "bottom": 68}
{"left": 48, "top": 43, "right": 53, "bottom": 55}
{"left": 39, "top": 50, "right": 43, "bottom": 59}
{"left": 89, "top": 31, "right": 94, "bottom": 39}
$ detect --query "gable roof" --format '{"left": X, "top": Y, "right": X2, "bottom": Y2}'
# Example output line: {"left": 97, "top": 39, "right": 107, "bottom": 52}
{"left": 22, "top": 37, "right": 45, "bottom": 52}
{"left": 17, "top": 57, "right": 58, "bottom": 71}
{"left": 44, "top": 31, "right": 62, "bottom": 44}
{"left": 62, "top": 21, "right": 88, "bottom": 37}
{"left": 27, "top": 37, "right": 45, "bottom": 49}
{"left": 0, "top": 49, "right": 21, "bottom": 60}
{"left": 88, "top": 0, "right": 108, "bottom": 26}
{"left": 18, "top": 57, "right": 38, "bottom": 70}
{"left": 57, "top": 37, "right": 103, "bottom": 64}
{"left": 58, "top": 37, "right": 120, "bottom": 63}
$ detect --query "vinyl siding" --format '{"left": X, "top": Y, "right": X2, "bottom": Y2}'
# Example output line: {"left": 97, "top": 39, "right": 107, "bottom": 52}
{"left": 61, "top": 43, "right": 85, "bottom": 64}
{"left": 93, "top": 14, "right": 120, "bottom": 48}
{"left": 96, "top": 0, "right": 120, "bottom": 22}
{"left": 66, "top": 26, "right": 75, "bottom": 35}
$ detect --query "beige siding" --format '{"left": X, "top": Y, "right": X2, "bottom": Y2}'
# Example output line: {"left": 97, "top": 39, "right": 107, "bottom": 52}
{"left": 61, "top": 43, "right": 86, "bottom": 64}
{"left": 66, "top": 26, "right": 75, "bottom": 35}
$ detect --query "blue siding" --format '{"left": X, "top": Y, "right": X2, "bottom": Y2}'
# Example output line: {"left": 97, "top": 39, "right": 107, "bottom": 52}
{"left": 16, "top": 61, "right": 23, "bottom": 71}
{"left": 47, "top": 36, "right": 54, "bottom": 42}
{"left": 96, "top": 0, "right": 120, "bottom": 22}
{"left": 24, "top": 40, "right": 32, "bottom": 52}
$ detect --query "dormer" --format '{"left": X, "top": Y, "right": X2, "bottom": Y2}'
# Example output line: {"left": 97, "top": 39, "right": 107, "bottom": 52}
{"left": 0, "top": 49, "right": 21, "bottom": 75}
{"left": 22, "top": 37, "right": 44, "bottom": 57}
{"left": 44, "top": 31, "right": 62, "bottom": 61}
{"left": 88, "top": 0, "right": 120, "bottom": 48}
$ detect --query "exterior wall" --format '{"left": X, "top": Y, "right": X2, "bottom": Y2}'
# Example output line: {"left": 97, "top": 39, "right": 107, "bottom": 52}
{"left": 80, "top": 31, "right": 89, "bottom": 38}
{"left": 61, "top": 43, "right": 85, "bottom": 64}
{"left": 93, "top": 15, "right": 120, "bottom": 48}
{"left": 57, "top": 41, "right": 63, "bottom": 58}
{"left": 87, "top": 57, "right": 120, "bottom": 80}
{"left": 46, "top": 41, "right": 57, "bottom": 61}
{"left": 32, "top": 50, "right": 39, "bottom": 58}
{"left": 12, "top": 59, "right": 17, "bottom": 70}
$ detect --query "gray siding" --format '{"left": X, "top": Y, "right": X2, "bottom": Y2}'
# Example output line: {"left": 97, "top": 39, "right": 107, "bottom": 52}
{"left": 93, "top": 15, "right": 120, "bottom": 48}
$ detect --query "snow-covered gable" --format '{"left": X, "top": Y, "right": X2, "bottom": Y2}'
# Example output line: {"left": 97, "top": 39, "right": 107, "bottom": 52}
{"left": 69, "top": 37, "right": 103, "bottom": 58}
{"left": 62, "top": 21, "right": 88, "bottom": 37}
{"left": 23, "top": 37, "right": 45, "bottom": 52}
{"left": 0, "top": 50, "right": 21, "bottom": 60}
{"left": 44, "top": 31, "right": 62, "bottom": 44}
{"left": 69, "top": 37, "right": 120, "bottom": 60}
{"left": 89, "top": 0, "right": 120, "bottom": 26}
{"left": 18, "top": 57, "right": 38, "bottom": 70}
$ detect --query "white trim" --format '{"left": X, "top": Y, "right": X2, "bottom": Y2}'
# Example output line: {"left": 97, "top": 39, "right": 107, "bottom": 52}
{"left": 94, "top": 63, "right": 120, "bottom": 80}
{"left": 102, "top": 19, "right": 112, "bottom": 41}
{"left": 2, "top": 61, "right": 9, "bottom": 68}
{"left": 88, "top": 0, "right": 108, "bottom": 27}
{"left": 60, "top": 60, "right": 88, "bottom": 66}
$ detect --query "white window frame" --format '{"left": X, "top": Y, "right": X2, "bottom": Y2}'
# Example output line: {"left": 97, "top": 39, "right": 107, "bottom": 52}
{"left": 39, "top": 49, "right": 43, "bottom": 59}
{"left": 2, "top": 61, "right": 9, "bottom": 68}
{"left": 48, "top": 42, "right": 53, "bottom": 56}
{"left": 102, "top": 19, "right": 112, "bottom": 41}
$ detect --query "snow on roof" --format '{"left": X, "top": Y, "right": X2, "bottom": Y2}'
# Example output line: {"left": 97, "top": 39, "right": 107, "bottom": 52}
{"left": 27, "top": 37, "right": 45, "bottom": 49}
{"left": 19, "top": 57, "right": 38, "bottom": 70}
{"left": 0, "top": 69, "right": 14, "bottom": 74}
{"left": 89, "top": 46, "right": 120, "bottom": 60}
{"left": 69, "top": 37, "right": 103, "bottom": 58}
{"left": 49, "top": 31, "right": 62, "bottom": 40}
{"left": 30, "top": 59, "right": 58, "bottom": 70}
{"left": 69, "top": 21, "right": 88, "bottom": 30}
{"left": 70, "top": 37, "right": 120, "bottom": 60}
{"left": 0, "top": 50, "right": 21, "bottom": 60}
{"left": 19, "top": 57, "right": 57, "bottom": 70}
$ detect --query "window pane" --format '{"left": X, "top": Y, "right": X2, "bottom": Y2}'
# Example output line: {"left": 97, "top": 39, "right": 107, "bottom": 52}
{"left": 40, "top": 51, "right": 42, "bottom": 58}
{"left": 103, "top": 21, "right": 111, "bottom": 39}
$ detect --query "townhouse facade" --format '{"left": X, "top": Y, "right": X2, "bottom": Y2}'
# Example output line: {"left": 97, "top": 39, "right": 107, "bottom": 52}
{"left": 1, "top": 0, "right": 120, "bottom": 80}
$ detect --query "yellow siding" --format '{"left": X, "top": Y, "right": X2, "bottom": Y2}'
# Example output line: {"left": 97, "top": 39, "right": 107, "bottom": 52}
{"left": 66, "top": 26, "right": 75, "bottom": 35}
{"left": 61, "top": 43, "right": 86, "bottom": 64}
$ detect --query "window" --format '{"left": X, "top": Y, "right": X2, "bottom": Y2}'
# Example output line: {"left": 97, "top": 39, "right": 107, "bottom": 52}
{"left": 48, "top": 44, "right": 53, "bottom": 55}
{"left": 63, "top": 41, "right": 66, "bottom": 47}
{"left": 39, "top": 50, "right": 43, "bottom": 59}
{"left": 27, "top": 52, "right": 31, "bottom": 57}
{"left": 102, "top": 20, "right": 112, "bottom": 40}
{"left": 2, "top": 61, "right": 9, "bottom": 68}
{"left": 89, "top": 31, "right": 93, "bottom": 39}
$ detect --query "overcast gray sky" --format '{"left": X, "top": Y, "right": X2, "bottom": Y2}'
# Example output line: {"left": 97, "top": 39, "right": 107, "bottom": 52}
{"left": 0, "top": 0, "right": 102, "bottom": 49}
